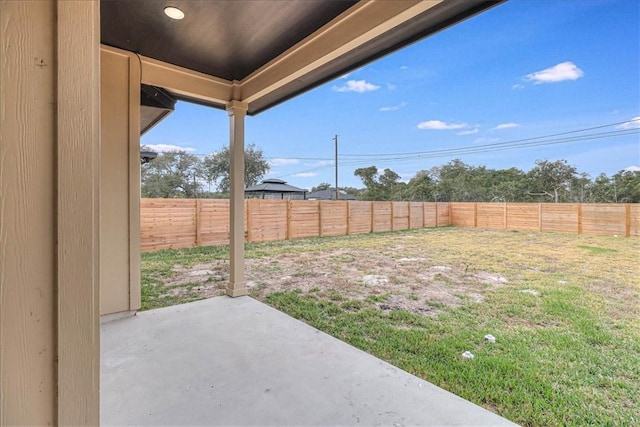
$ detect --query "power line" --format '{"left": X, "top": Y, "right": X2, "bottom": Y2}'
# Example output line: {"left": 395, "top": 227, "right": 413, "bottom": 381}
{"left": 336, "top": 129, "right": 639, "bottom": 164}
{"left": 339, "top": 118, "right": 639, "bottom": 157}
{"left": 272, "top": 125, "right": 638, "bottom": 179}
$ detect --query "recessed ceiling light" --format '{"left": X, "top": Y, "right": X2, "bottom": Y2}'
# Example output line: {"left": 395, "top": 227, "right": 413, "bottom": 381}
{"left": 164, "top": 6, "right": 185, "bottom": 20}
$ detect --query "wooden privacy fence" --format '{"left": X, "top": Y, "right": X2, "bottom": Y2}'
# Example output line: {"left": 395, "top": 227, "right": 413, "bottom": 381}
{"left": 141, "top": 199, "right": 450, "bottom": 251}
{"left": 449, "top": 202, "right": 639, "bottom": 237}
{"left": 141, "top": 200, "right": 639, "bottom": 251}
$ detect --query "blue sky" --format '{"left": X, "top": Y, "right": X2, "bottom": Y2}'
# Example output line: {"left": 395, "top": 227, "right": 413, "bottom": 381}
{"left": 142, "top": 0, "right": 640, "bottom": 190}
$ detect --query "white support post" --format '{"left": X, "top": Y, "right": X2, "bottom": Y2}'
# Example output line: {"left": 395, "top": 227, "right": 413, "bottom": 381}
{"left": 227, "top": 100, "right": 249, "bottom": 297}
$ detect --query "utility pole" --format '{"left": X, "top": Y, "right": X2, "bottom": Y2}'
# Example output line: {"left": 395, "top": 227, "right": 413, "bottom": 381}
{"left": 334, "top": 134, "right": 339, "bottom": 200}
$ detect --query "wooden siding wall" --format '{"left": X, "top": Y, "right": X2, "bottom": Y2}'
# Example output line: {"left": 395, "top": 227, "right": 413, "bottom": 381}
{"left": 1, "top": 1, "right": 101, "bottom": 423}
{"left": 141, "top": 200, "right": 638, "bottom": 251}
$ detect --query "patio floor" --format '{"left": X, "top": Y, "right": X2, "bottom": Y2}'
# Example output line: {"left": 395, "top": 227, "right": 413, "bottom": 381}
{"left": 101, "top": 296, "right": 517, "bottom": 426}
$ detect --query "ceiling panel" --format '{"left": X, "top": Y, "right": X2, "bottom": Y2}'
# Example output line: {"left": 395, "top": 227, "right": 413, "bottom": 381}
{"left": 101, "top": 0, "right": 504, "bottom": 115}
{"left": 101, "top": 0, "right": 356, "bottom": 81}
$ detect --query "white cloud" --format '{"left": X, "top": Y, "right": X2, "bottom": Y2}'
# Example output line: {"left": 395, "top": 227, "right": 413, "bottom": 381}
{"left": 524, "top": 61, "right": 584, "bottom": 84}
{"left": 493, "top": 122, "right": 519, "bottom": 130}
{"left": 143, "top": 144, "right": 195, "bottom": 153}
{"left": 512, "top": 83, "right": 525, "bottom": 90}
{"left": 457, "top": 128, "right": 479, "bottom": 136}
{"left": 379, "top": 102, "right": 407, "bottom": 112}
{"left": 475, "top": 137, "right": 500, "bottom": 144}
{"left": 624, "top": 165, "right": 640, "bottom": 172}
{"left": 294, "top": 172, "right": 318, "bottom": 178}
{"left": 269, "top": 158, "right": 299, "bottom": 166}
{"left": 400, "top": 65, "right": 409, "bottom": 70}
{"left": 333, "top": 79, "right": 380, "bottom": 93}
{"left": 304, "top": 160, "right": 333, "bottom": 167}
{"left": 387, "top": 83, "right": 397, "bottom": 90}
{"left": 417, "top": 120, "right": 467, "bottom": 130}
{"left": 616, "top": 116, "right": 640, "bottom": 130}
{"left": 339, "top": 73, "right": 351, "bottom": 79}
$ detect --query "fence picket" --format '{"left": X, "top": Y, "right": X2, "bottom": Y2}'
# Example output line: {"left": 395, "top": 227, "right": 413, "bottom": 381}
{"left": 140, "top": 200, "right": 637, "bottom": 251}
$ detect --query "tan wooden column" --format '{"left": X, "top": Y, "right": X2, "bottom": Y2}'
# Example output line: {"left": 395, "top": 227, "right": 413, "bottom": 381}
{"left": 227, "top": 100, "right": 249, "bottom": 297}
{"left": 1, "top": 0, "right": 100, "bottom": 424}
{"left": 57, "top": 0, "right": 101, "bottom": 423}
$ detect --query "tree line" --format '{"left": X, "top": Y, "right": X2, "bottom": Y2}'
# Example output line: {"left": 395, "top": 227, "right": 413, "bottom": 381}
{"left": 353, "top": 159, "right": 639, "bottom": 203}
{"left": 141, "top": 144, "right": 270, "bottom": 198}
{"left": 141, "top": 146, "right": 639, "bottom": 203}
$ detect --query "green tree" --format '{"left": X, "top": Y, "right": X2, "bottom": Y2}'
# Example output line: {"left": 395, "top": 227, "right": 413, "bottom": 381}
{"left": 354, "top": 166, "right": 382, "bottom": 200}
{"left": 141, "top": 150, "right": 204, "bottom": 198}
{"left": 203, "top": 143, "right": 270, "bottom": 193}
{"left": 436, "top": 159, "right": 487, "bottom": 201}
{"left": 310, "top": 182, "right": 332, "bottom": 192}
{"left": 341, "top": 186, "right": 362, "bottom": 198}
{"left": 486, "top": 168, "right": 528, "bottom": 202}
{"left": 406, "top": 170, "right": 437, "bottom": 201}
{"left": 611, "top": 169, "right": 640, "bottom": 203}
{"left": 354, "top": 166, "right": 405, "bottom": 200}
{"left": 527, "top": 159, "right": 578, "bottom": 203}
{"left": 569, "top": 172, "right": 594, "bottom": 203}
{"left": 590, "top": 173, "right": 615, "bottom": 202}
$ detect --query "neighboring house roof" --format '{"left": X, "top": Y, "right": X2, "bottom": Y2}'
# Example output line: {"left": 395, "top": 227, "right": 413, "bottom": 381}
{"left": 307, "top": 189, "right": 356, "bottom": 200}
{"left": 245, "top": 179, "right": 307, "bottom": 194}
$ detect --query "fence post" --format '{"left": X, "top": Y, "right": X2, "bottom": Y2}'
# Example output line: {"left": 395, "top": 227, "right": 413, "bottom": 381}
{"left": 625, "top": 204, "right": 631, "bottom": 237}
{"left": 370, "top": 201, "right": 374, "bottom": 233}
{"left": 318, "top": 201, "right": 323, "bottom": 237}
{"left": 390, "top": 201, "right": 394, "bottom": 231}
{"left": 286, "top": 200, "right": 292, "bottom": 240}
{"left": 448, "top": 202, "right": 452, "bottom": 226}
{"left": 344, "top": 201, "right": 350, "bottom": 235}
{"left": 474, "top": 202, "right": 478, "bottom": 228}
{"left": 246, "top": 199, "right": 253, "bottom": 242}
{"left": 577, "top": 204, "right": 583, "bottom": 234}
{"left": 195, "top": 199, "right": 202, "bottom": 247}
{"left": 408, "top": 202, "right": 412, "bottom": 229}
{"left": 503, "top": 202, "right": 507, "bottom": 229}
{"left": 538, "top": 203, "right": 543, "bottom": 231}
{"left": 435, "top": 203, "right": 439, "bottom": 227}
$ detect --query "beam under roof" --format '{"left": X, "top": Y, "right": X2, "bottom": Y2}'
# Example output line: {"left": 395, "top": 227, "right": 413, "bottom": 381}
{"left": 101, "top": 0, "right": 504, "bottom": 114}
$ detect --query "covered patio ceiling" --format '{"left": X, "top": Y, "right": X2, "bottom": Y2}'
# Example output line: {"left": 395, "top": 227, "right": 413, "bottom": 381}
{"left": 101, "top": 0, "right": 504, "bottom": 115}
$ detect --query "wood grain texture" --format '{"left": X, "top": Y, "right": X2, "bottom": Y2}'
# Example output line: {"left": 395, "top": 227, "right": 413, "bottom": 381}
{"left": 372, "top": 202, "right": 392, "bottom": 233}
{"left": 56, "top": 0, "right": 101, "bottom": 424}
{"left": 348, "top": 201, "right": 372, "bottom": 235}
{"left": 409, "top": 202, "right": 423, "bottom": 229}
{"left": 630, "top": 205, "right": 640, "bottom": 237}
{"left": 227, "top": 101, "right": 248, "bottom": 296}
{"left": 100, "top": 46, "right": 139, "bottom": 314}
{"left": 289, "top": 200, "right": 320, "bottom": 239}
{"left": 1, "top": 1, "right": 58, "bottom": 423}
{"left": 139, "top": 201, "right": 637, "bottom": 252}
{"left": 128, "top": 49, "right": 142, "bottom": 311}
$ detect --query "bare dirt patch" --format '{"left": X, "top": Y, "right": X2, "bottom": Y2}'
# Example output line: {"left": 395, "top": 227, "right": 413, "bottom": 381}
{"left": 161, "top": 246, "right": 508, "bottom": 315}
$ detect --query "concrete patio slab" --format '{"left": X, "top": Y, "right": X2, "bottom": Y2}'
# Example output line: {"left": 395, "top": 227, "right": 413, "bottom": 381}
{"left": 101, "top": 296, "right": 517, "bottom": 426}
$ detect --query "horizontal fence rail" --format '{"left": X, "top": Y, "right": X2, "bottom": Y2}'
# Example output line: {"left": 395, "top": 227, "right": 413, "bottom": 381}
{"left": 141, "top": 199, "right": 450, "bottom": 251}
{"left": 140, "top": 200, "right": 639, "bottom": 251}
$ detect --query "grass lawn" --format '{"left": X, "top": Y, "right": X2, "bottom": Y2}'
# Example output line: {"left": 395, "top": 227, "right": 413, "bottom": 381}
{"left": 141, "top": 228, "right": 640, "bottom": 426}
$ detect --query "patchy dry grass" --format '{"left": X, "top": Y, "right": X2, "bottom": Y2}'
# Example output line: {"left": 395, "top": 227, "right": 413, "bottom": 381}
{"left": 141, "top": 228, "right": 640, "bottom": 426}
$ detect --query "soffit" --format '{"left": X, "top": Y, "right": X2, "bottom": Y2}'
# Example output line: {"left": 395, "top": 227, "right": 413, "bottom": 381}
{"left": 100, "top": 0, "right": 504, "bottom": 115}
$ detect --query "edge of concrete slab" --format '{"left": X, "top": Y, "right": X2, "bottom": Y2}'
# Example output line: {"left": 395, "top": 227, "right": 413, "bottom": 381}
{"left": 101, "top": 296, "right": 519, "bottom": 426}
